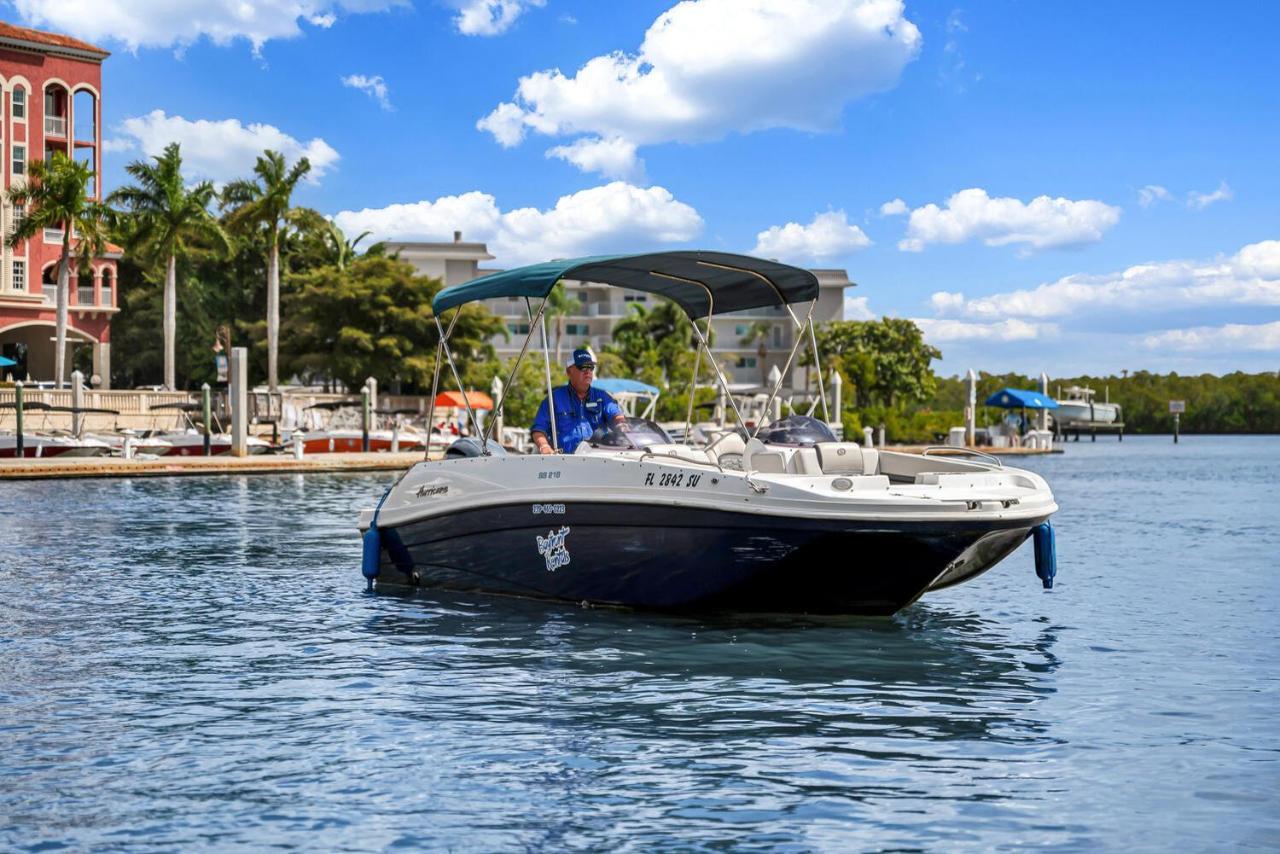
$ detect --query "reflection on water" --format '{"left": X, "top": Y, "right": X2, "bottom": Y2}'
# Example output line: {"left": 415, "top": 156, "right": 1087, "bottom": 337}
{"left": 2, "top": 437, "right": 1278, "bottom": 850}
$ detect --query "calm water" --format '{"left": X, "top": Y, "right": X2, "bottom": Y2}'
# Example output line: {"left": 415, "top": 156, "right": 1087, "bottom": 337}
{"left": 2, "top": 435, "right": 1278, "bottom": 850}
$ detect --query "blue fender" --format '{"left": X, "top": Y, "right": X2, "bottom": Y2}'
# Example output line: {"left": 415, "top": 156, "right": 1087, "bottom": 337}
{"left": 361, "top": 526, "right": 382, "bottom": 582}
{"left": 1032, "top": 521, "right": 1057, "bottom": 589}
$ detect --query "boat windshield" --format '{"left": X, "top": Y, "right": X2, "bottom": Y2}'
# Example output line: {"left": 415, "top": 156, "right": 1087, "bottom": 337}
{"left": 754, "top": 414, "right": 836, "bottom": 446}
{"left": 590, "top": 417, "right": 672, "bottom": 450}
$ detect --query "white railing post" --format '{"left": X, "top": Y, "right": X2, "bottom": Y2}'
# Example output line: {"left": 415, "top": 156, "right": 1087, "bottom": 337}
{"left": 230, "top": 347, "right": 248, "bottom": 456}
{"left": 71, "top": 370, "right": 84, "bottom": 436}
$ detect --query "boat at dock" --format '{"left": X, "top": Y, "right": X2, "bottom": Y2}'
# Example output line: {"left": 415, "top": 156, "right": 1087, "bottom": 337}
{"left": 359, "top": 251, "right": 1060, "bottom": 616}
{"left": 1053, "top": 386, "right": 1121, "bottom": 426}
{"left": 282, "top": 401, "right": 430, "bottom": 454}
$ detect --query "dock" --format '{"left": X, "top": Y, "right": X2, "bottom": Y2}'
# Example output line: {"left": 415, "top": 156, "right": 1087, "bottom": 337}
{"left": 0, "top": 451, "right": 426, "bottom": 480}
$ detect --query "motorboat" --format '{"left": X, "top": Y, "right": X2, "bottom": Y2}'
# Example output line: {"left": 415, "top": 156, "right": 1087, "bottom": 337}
{"left": 282, "top": 402, "right": 429, "bottom": 454}
{"left": 0, "top": 402, "right": 113, "bottom": 457}
{"left": 1054, "top": 385, "right": 1121, "bottom": 426}
{"left": 358, "top": 251, "right": 1059, "bottom": 616}
{"left": 149, "top": 402, "right": 273, "bottom": 455}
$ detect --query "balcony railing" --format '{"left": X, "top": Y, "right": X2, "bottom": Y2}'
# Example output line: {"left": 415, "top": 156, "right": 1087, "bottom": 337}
{"left": 45, "top": 115, "right": 67, "bottom": 136}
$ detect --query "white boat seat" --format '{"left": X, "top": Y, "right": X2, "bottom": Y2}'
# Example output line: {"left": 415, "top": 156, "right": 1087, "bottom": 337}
{"left": 704, "top": 431, "right": 746, "bottom": 463}
{"left": 743, "top": 437, "right": 787, "bottom": 473}
{"left": 815, "top": 442, "right": 864, "bottom": 475}
{"left": 790, "top": 447, "right": 822, "bottom": 475}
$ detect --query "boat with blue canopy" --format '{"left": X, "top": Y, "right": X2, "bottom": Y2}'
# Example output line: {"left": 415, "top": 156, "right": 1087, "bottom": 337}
{"left": 358, "top": 251, "right": 1059, "bottom": 614}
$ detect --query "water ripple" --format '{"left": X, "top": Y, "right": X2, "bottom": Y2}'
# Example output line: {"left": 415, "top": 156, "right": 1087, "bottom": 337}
{"left": 2, "top": 436, "right": 1278, "bottom": 849}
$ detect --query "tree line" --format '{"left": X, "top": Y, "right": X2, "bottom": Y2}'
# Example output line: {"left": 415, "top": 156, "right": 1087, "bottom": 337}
{"left": 8, "top": 146, "right": 1275, "bottom": 437}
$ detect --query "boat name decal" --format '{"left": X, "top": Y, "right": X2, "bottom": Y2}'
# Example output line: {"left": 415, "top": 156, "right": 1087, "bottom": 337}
{"left": 536, "top": 526, "right": 571, "bottom": 572}
{"left": 643, "top": 472, "right": 702, "bottom": 488}
{"left": 537, "top": 471, "right": 562, "bottom": 480}
{"left": 532, "top": 503, "right": 565, "bottom": 515}
{"left": 415, "top": 484, "right": 449, "bottom": 497}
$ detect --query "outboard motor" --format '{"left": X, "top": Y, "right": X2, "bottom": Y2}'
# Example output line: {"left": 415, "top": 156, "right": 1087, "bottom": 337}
{"left": 444, "top": 437, "right": 508, "bottom": 458}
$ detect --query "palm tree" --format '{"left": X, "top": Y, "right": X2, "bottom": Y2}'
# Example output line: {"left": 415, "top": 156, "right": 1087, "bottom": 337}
{"left": 109, "top": 143, "right": 230, "bottom": 390}
{"left": 221, "top": 150, "right": 311, "bottom": 392}
{"left": 740, "top": 320, "right": 773, "bottom": 387}
{"left": 322, "top": 219, "right": 370, "bottom": 271}
{"left": 5, "top": 153, "right": 110, "bottom": 387}
{"left": 288, "top": 209, "right": 370, "bottom": 271}
{"left": 543, "top": 284, "right": 579, "bottom": 366}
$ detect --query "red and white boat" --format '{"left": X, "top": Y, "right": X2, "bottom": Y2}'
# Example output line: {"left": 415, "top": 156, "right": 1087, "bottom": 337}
{"left": 148, "top": 402, "right": 273, "bottom": 456}
{"left": 0, "top": 402, "right": 113, "bottom": 457}
{"left": 282, "top": 402, "right": 429, "bottom": 453}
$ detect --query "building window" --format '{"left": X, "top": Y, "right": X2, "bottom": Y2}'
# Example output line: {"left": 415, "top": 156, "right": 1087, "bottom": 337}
{"left": 736, "top": 356, "right": 757, "bottom": 369}
{"left": 77, "top": 275, "right": 95, "bottom": 306}
{"left": 735, "top": 324, "right": 749, "bottom": 336}
{"left": 12, "top": 88, "right": 26, "bottom": 121}
{"left": 623, "top": 294, "right": 647, "bottom": 302}
{"left": 101, "top": 268, "right": 113, "bottom": 306}
{"left": 565, "top": 323, "right": 589, "bottom": 336}
{"left": 11, "top": 203, "right": 23, "bottom": 233}
{"left": 506, "top": 322, "right": 530, "bottom": 335}
{"left": 11, "top": 261, "right": 24, "bottom": 291}
{"left": 13, "top": 145, "right": 25, "bottom": 176}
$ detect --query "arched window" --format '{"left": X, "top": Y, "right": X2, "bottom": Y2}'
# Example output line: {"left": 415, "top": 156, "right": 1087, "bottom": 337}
{"left": 12, "top": 86, "right": 26, "bottom": 121}
{"left": 73, "top": 90, "right": 96, "bottom": 142}
{"left": 41, "top": 263, "right": 57, "bottom": 298}
{"left": 100, "top": 267, "right": 114, "bottom": 307}
{"left": 77, "top": 271, "right": 94, "bottom": 306}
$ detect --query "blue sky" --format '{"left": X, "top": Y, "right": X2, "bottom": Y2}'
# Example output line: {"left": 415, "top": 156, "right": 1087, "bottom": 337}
{"left": 9, "top": 0, "right": 1279, "bottom": 376}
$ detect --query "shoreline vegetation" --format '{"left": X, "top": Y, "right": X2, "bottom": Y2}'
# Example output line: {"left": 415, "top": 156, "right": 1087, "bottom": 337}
{"left": 5, "top": 145, "right": 1276, "bottom": 443}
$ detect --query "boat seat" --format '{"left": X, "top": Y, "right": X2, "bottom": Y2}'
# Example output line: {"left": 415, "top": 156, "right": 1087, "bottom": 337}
{"left": 743, "top": 438, "right": 787, "bottom": 473}
{"left": 815, "top": 442, "right": 865, "bottom": 475}
{"left": 790, "top": 447, "right": 822, "bottom": 475}
{"left": 704, "top": 431, "right": 746, "bottom": 463}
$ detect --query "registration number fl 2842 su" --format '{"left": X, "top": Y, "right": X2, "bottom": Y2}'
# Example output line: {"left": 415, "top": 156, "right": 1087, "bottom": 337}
{"left": 643, "top": 472, "right": 701, "bottom": 488}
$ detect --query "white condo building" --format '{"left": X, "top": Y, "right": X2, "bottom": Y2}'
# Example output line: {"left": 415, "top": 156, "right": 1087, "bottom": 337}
{"left": 388, "top": 236, "right": 855, "bottom": 390}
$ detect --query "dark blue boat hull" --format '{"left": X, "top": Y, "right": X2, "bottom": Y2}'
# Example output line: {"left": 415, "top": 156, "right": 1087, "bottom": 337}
{"left": 371, "top": 503, "right": 1041, "bottom": 615}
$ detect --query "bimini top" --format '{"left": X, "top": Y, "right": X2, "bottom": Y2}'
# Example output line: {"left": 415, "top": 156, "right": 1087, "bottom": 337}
{"left": 432, "top": 251, "right": 819, "bottom": 318}
{"left": 984, "top": 388, "right": 1059, "bottom": 409}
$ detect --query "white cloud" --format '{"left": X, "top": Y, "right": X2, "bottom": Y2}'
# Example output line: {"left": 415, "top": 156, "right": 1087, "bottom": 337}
{"left": 333, "top": 181, "right": 703, "bottom": 267}
{"left": 931, "top": 239, "right": 1280, "bottom": 320}
{"left": 751, "top": 210, "right": 872, "bottom": 263}
{"left": 453, "top": 0, "right": 545, "bottom": 36}
{"left": 913, "top": 317, "right": 1055, "bottom": 343}
{"left": 116, "top": 110, "right": 339, "bottom": 184}
{"left": 898, "top": 188, "right": 1122, "bottom": 253}
{"left": 880, "top": 198, "right": 908, "bottom": 216}
{"left": 546, "top": 137, "right": 643, "bottom": 181}
{"left": 478, "top": 0, "right": 921, "bottom": 172}
{"left": 1143, "top": 320, "right": 1280, "bottom": 352}
{"left": 342, "top": 74, "right": 392, "bottom": 111}
{"left": 844, "top": 295, "right": 874, "bottom": 320}
{"left": 11, "top": 0, "right": 402, "bottom": 52}
{"left": 1188, "top": 181, "right": 1233, "bottom": 210}
{"left": 101, "top": 137, "right": 136, "bottom": 154}
{"left": 1138, "top": 184, "right": 1171, "bottom": 208}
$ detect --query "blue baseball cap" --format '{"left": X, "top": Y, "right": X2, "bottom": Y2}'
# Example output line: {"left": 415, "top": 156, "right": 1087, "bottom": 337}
{"left": 569, "top": 347, "right": 597, "bottom": 369}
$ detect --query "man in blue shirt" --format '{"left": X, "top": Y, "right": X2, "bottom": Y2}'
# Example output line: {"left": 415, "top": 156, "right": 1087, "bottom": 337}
{"left": 531, "top": 347, "right": 626, "bottom": 454}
